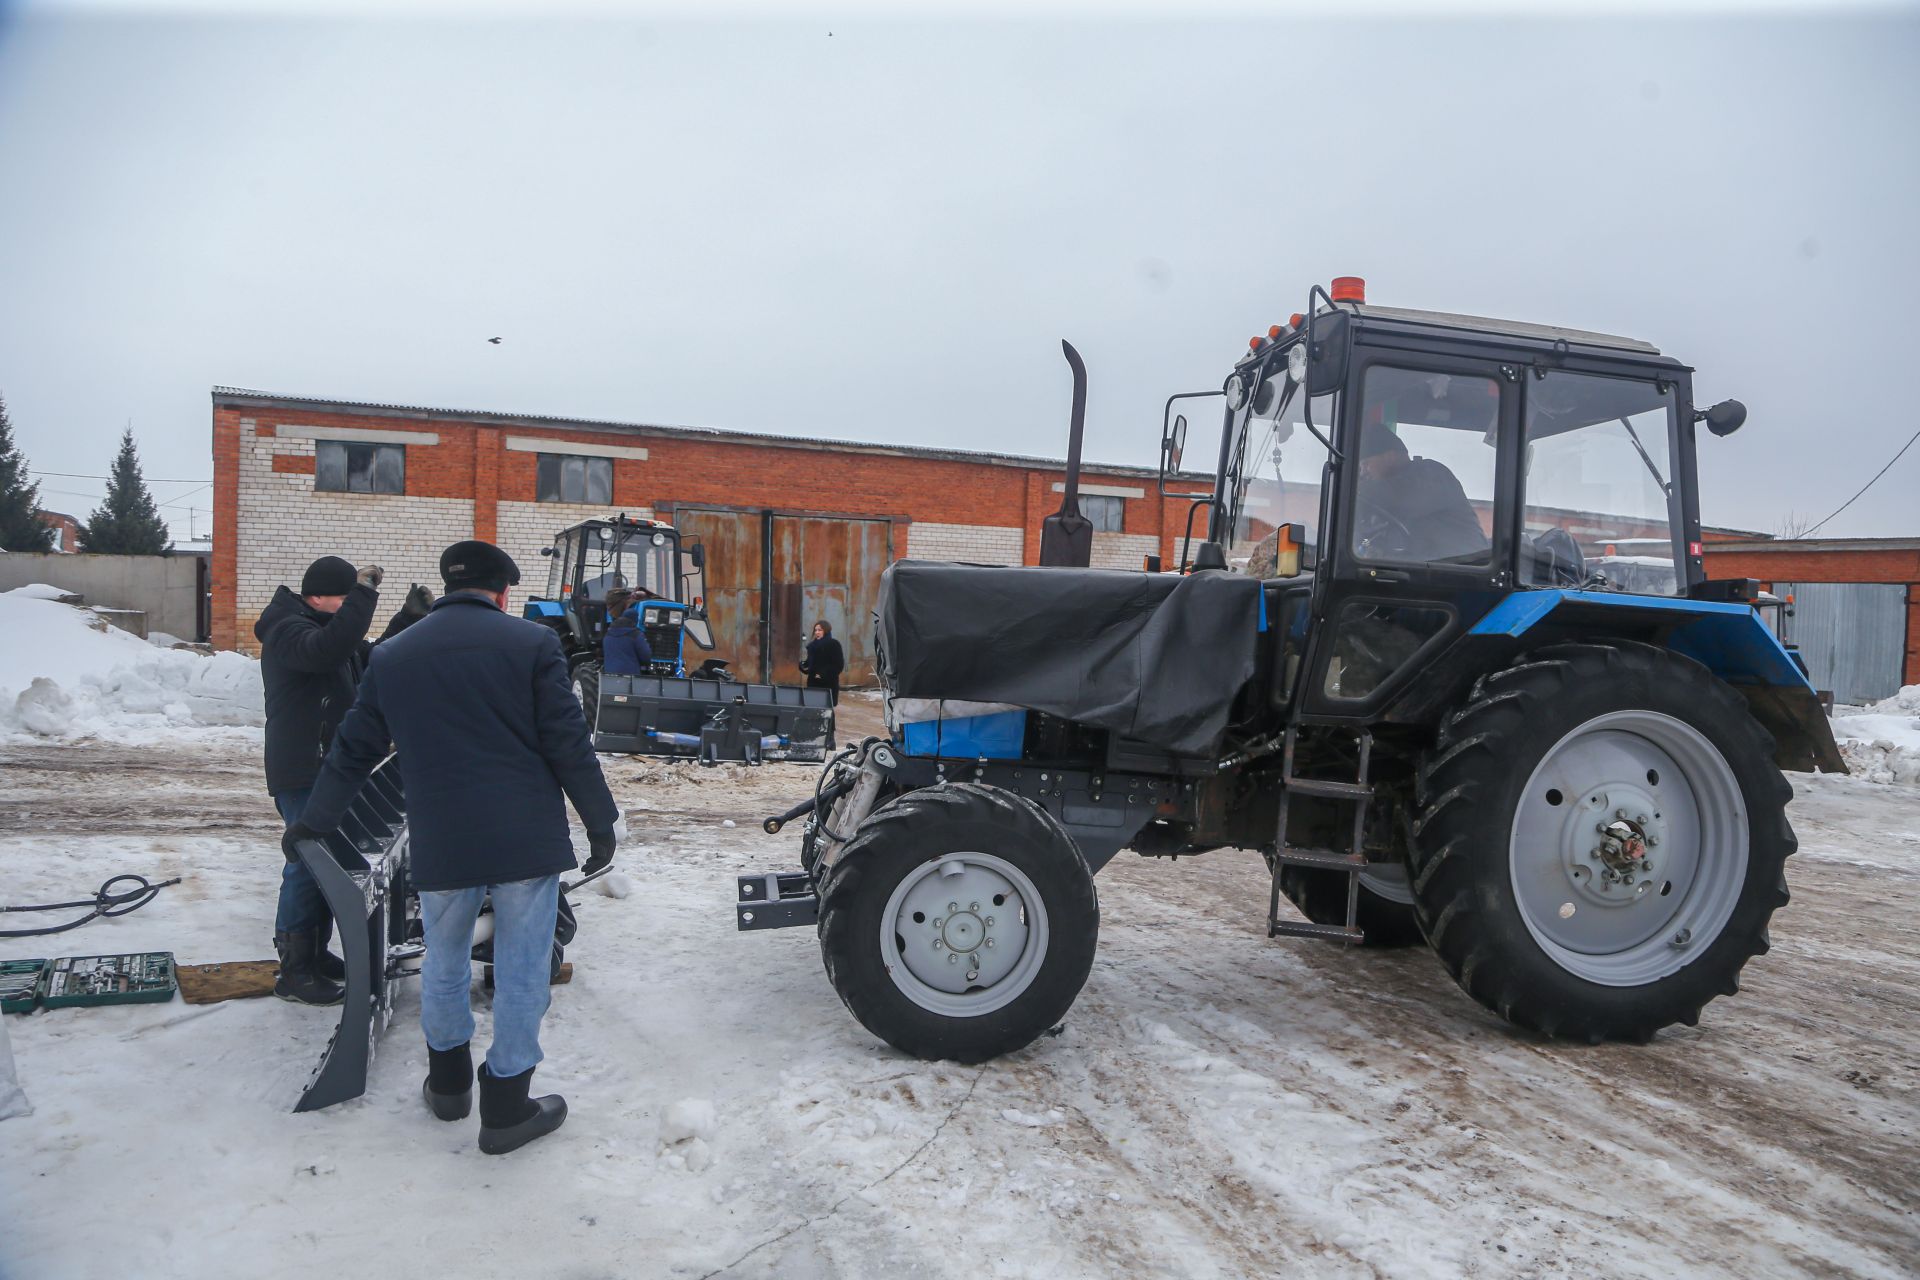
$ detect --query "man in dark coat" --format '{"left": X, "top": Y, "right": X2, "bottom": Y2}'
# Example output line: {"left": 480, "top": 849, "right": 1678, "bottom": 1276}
{"left": 286, "top": 540, "right": 619, "bottom": 1155}
{"left": 600, "top": 589, "right": 653, "bottom": 676}
{"left": 254, "top": 554, "right": 385, "bottom": 1005}
{"left": 799, "top": 619, "right": 845, "bottom": 703}
{"left": 1353, "top": 423, "right": 1489, "bottom": 565}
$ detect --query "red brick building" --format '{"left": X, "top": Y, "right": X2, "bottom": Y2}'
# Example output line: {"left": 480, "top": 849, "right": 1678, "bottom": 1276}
{"left": 211, "top": 388, "right": 1212, "bottom": 680}
{"left": 1704, "top": 537, "right": 1920, "bottom": 691}
{"left": 34, "top": 510, "right": 79, "bottom": 553}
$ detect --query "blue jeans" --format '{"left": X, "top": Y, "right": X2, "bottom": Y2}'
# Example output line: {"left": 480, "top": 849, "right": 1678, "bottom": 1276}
{"left": 273, "top": 788, "right": 329, "bottom": 934}
{"left": 419, "top": 876, "right": 560, "bottom": 1079}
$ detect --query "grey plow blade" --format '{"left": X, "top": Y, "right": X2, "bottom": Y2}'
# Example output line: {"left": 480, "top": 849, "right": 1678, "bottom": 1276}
{"left": 291, "top": 760, "right": 416, "bottom": 1113}
{"left": 594, "top": 674, "right": 835, "bottom": 764}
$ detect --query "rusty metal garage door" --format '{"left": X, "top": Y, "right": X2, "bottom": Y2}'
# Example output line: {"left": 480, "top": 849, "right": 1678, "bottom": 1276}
{"left": 1776, "top": 582, "right": 1908, "bottom": 705}
{"left": 670, "top": 508, "right": 892, "bottom": 685}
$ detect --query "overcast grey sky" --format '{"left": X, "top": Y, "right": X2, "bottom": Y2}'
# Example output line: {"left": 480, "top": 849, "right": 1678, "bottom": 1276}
{"left": 1, "top": 5, "right": 1915, "bottom": 540}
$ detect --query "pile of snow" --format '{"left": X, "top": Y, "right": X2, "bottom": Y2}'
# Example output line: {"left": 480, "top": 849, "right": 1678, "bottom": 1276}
{"left": 1829, "top": 684, "right": 1920, "bottom": 785}
{"left": 0, "top": 585, "right": 263, "bottom": 745}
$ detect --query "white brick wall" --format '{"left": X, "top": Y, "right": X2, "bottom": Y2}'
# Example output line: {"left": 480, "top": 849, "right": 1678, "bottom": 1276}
{"left": 906, "top": 522, "right": 1025, "bottom": 565}
{"left": 235, "top": 418, "right": 473, "bottom": 648}
{"left": 496, "top": 501, "right": 655, "bottom": 598}
{"left": 1089, "top": 532, "right": 1160, "bottom": 571}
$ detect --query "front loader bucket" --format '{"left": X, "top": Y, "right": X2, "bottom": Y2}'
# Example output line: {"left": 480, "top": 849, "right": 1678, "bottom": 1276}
{"left": 595, "top": 674, "right": 835, "bottom": 763}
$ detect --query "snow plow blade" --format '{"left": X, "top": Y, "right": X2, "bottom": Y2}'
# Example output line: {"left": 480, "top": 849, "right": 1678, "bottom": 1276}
{"left": 594, "top": 674, "right": 835, "bottom": 764}
{"left": 289, "top": 759, "right": 420, "bottom": 1113}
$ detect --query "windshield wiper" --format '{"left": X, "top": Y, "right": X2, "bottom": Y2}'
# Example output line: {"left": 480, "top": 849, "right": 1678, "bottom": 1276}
{"left": 1618, "top": 416, "right": 1670, "bottom": 494}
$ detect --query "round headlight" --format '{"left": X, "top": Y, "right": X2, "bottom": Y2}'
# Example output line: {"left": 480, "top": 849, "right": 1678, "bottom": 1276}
{"left": 1286, "top": 341, "right": 1309, "bottom": 384}
{"left": 1224, "top": 374, "right": 1249, "bottom": 411}
{"left": 651, "top": 532, "right": 667, "bottom": 546}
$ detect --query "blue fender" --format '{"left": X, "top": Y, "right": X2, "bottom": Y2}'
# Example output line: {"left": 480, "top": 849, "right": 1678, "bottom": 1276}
{"left": 1468, "top": 590, "right": 1844, "bottom": 773}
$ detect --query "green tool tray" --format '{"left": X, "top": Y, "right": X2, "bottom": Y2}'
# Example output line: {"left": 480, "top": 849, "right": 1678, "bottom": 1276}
{"left": 2, "top": 959, "right": 49, "bottom": 1014}
{"left": 40, "top": 952, "right": 178, "bottom": 1009}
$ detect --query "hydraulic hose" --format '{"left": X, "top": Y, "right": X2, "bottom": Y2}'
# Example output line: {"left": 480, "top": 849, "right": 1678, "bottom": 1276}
{"left": 0, "top": 874, "right": 181, "bottom": 938}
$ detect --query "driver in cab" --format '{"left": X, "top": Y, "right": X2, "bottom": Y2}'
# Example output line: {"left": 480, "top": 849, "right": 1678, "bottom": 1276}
{"left": 1355, "top": 420, "right": 1487, "bottom": 565}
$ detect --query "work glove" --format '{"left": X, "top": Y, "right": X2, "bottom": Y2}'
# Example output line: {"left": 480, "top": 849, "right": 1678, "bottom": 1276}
{"left": 357, "top": 564, "right": 385, "bottom": 590}
{"left": 378, "top": 584, "right": 435, "bottom": 641}
{"left": 281, "top": 822, "right": 325, "bottom": 864}
{"left": 582, "top": 827, "right": 617, "bottom": 877}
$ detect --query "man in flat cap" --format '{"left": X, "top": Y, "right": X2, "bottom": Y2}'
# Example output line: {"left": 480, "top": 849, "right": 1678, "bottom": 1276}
{"left": 254, "top": 554, "right": 388, "bottom": 1006}
{"left": 286, "top": 540, "right": 619, "bottom": 1155}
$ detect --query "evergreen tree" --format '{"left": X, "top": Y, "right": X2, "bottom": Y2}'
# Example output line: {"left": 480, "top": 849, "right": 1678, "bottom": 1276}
{"left": 80, "top": 429, "right": 171, "bottom": 555}
{"left": 0, "top": 393, "right": 56, "bottom": 552}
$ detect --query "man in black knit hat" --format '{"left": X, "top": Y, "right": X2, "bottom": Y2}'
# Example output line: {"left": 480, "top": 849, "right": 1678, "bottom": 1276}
{"left": 253, "top": 554, "right": 386, "bottom": 1005}
{"left": 288, "top": 539, "right": 619, "bottom": 1155}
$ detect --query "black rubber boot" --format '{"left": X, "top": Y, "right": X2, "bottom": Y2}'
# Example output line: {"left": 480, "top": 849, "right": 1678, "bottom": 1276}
{"left": 477, "top": 1063, "right": 566, "bottom": 1155}
{"left": 273, "top": 930, "right": 344, "bottom": 1006}
{"left": 314, "top": 916, "right": 347, "bottom": 984}
{"left": 422, "top": 1043, "right": 473, "bottom": 1121}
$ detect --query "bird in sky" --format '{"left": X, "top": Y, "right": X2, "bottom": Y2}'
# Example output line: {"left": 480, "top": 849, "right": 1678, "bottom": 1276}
{"left": 487, "top": 336, "right": 502, "bottom": 345}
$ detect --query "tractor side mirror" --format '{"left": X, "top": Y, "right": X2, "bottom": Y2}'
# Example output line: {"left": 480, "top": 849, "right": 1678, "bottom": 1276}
{"left": 1702, "top": 399, "right": 1747, "bottom": 437}
{"left": 1305, "top": 311, "right": 1352, "bottom": 396}
{"left": 1162, "top": 415, "right": 1188, "bottom": 473}
{"left": 540, "top": 546, "right": 555, "bottom": 557}
{"left": 687, "top": 542, "right": 706, "bottom": 570}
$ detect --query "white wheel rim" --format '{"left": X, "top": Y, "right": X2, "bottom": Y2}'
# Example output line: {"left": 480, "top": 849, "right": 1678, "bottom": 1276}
{"left": 1508, "top": 709, "right": 1749, "bottom": 987}
{"left": 880, "top": 852, "right": 1049, "bottom": 1018}
{"left": 1358, "top": 861, "right": 1414, "bottom": 906}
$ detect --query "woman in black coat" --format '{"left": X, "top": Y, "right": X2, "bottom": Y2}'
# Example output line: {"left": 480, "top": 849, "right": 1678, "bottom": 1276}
{"left": 798, "top": 620, "right": 846, "bottom": 703}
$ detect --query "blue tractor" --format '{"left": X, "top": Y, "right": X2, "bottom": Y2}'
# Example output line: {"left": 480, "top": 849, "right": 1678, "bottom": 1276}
{"left": 525, "top": 515, "right": 833, "bottom": 764}
{"left": 740, "top": 278, "right": 1843, "bottom": 1062}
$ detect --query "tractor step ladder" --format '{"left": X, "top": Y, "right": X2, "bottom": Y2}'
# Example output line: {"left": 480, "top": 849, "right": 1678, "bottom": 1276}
{"left": 1268, "top": 726, "right": 1373, "bottom": 944}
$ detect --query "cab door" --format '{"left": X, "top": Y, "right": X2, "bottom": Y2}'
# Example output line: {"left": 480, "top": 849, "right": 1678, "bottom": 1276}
{"left": 1299, "top": 352, "right": 1520, "bottom": 720}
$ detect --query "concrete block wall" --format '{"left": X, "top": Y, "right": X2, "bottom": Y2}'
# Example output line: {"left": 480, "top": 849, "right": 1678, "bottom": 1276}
{"left": 904, "top": 522, "right": 1025, "bottom": 565}
{"left": 233, "top": 419, "right": 473, "bottom": 651}
{"left": 1089, "top": 532, "right": 1160, "bottom": 571}
{"left": 0, "top": 553, "right": 204, "bottom": 640}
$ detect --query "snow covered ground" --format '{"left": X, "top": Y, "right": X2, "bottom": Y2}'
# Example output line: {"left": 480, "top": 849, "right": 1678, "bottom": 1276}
{"left": 2, "top": 740, "right": 1915, "bottom": 1280}
{"left": 1, "top": 596, "right": 1914, "bottom": 1277}
{"left": 1831, "top": 685, "right": 1920, "bottom": 785}
{"left": 0, "top": 585, "right": 261, "bottom": 745}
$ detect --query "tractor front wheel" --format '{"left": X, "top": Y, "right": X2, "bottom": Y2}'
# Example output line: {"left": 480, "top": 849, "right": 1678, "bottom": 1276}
{"left": 817, "top": 783, "right": 1098, "bottom": 1063}
{"left": 1410, "top": 641, "right": 1794, "bottom": 1042}
{"left": 570, "top": 660, "right": 601, "bottom": 727}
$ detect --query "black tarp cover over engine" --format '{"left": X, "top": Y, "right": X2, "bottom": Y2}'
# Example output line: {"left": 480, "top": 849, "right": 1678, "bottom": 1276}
{"left": 877, "top": 560, "right": 1263, "bottom": 757}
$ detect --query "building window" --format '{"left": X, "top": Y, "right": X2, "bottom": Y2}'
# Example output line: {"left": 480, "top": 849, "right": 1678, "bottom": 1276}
{"left": 537, "top": 453, "right": 614, "bottom": 505}
{"left": 315, "top": 441, "right": 405, "bottom": 495}
{"left": 1083, "top": 494, "right": 1124, "bottom": 532}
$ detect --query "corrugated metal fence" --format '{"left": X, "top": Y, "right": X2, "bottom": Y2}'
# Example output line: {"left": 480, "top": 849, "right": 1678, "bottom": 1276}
{"left": 1776, "top": 582, "right": 1909, "bottom": 705}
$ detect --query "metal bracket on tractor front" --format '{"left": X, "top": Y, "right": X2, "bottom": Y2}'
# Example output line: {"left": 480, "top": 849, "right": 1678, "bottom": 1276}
{"left": 290, "top": 758, "right": 418, "bottom": 1113}
{"left": 735, "top": 739, "right": 899, "bottom": 932}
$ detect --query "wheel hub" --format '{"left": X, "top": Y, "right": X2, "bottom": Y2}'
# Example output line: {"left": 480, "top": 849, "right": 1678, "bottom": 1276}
{"left": 886, "top": 855, "right": 1039, "bottom": 1009}
{"left": 1509, "top": 711, "right": 1750, "bottom": 987}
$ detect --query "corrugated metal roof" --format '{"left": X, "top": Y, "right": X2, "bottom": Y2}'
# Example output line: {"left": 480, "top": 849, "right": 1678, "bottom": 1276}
{"left": 211, "top": 386, "right": 1207, "bottom": 482}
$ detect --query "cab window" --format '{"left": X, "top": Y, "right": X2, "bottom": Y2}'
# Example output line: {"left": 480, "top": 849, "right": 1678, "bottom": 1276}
{"left": 1351, "top": 366, "right": 1499, "bottom": 569}
{"left": 1522, "top": 371, "right": 1680, "bottom": 594}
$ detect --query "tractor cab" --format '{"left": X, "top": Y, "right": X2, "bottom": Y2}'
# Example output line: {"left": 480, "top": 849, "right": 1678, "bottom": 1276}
{"left": 524, "top": 515, "right": 716, "bottom": 678}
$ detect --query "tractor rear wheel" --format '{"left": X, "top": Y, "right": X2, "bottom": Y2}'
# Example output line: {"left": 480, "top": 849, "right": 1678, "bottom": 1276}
{"left": 1276, "top": 863, "right": 1423, "bottom": 947}
{"left": 816, "top": 783, "right": 1098, "bottom": 1063}
{"left": 1410, "top": 641, "right": 1794, "bottom": 1042}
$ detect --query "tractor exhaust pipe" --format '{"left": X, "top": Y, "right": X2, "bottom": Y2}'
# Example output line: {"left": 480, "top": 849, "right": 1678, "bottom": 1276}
{"left": 1039, "top": 340, "right": 1094, "bottom": 568}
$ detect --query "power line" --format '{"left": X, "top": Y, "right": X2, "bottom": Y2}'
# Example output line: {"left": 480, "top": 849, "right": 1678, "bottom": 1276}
{"left": 1800, "top": 426, "right": 1920, "bottom": 538}
{"left": 31, "top": 469, "right": 210, "bottom": 484}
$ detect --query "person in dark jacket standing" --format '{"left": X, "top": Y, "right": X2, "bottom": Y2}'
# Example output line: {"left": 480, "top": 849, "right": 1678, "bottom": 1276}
{"left": 254, "top": 554, "right": 385, "bottom": 1006}
{"left": 798, "top": 620, "right": 845, "bottom": 703}
{"left": 599, "top": 589, "right": 653, "bottom": 676}
{"left": 285, "top": 540, "right": 620, "bottom": 1155}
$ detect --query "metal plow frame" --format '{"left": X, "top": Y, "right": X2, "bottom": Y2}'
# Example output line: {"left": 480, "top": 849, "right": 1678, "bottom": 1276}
{"left": 594, "top": 673, "right": 835, "bottom": 764}
{"left": 290, "top": 759, "right": 419, "bottom": 1113}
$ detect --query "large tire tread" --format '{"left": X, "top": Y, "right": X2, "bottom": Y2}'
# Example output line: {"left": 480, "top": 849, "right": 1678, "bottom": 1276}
{"left": 1409, "top": 640, "right": 1795, "bottom": 1043}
